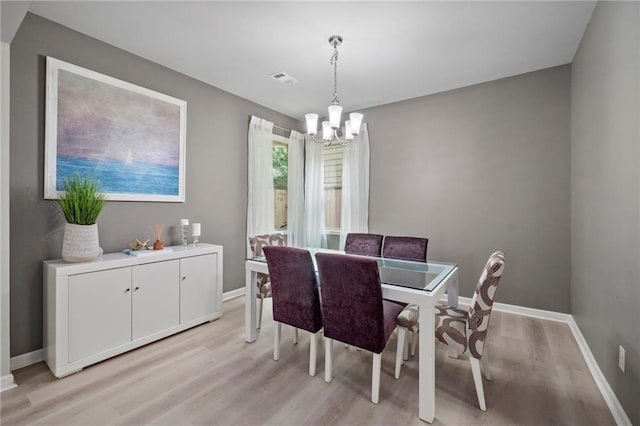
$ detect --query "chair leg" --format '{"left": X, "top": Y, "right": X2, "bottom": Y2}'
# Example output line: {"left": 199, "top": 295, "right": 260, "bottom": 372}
{"left": 469, "top": 357, "right": 486, "bottom": 411}
{"left": 395, "top": 327, "right": 407, "bottom": 379}
{"left": 257, "top": 297, "right": 264, "bottom": 330}
{"left": 410, "top": 330, "right": 418, "bottom": 357}
{"left": 481, "top": 352, "right": 492, "bottom": 380}
{"left": 293, "top": 327, "right": 299, "bottom": 345}
{"left": 372, "top": 352, "right": 382, "bottom": 404}
{"left": 325, "top": 338, "right": 333, "bottom": 383}
{"left": 273, "top": 322, "right": 282, "bottom": 361}
{"left": 403, "top": 332, "right": 409, "bottom": 361}
{"left": 309, "top": 331, "right": 318, "bottom": 376}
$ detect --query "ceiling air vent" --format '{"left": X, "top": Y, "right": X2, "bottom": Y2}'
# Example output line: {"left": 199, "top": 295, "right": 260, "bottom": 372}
{"left": 270, "top": 71, "right": 298, "bottom": 86}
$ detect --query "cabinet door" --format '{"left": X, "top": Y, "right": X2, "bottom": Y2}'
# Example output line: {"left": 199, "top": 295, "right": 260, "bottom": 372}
{"left": 132, "top": 260, "right": 180, "bottom": 340}
{"left": 68, "top": 267, "right": 132, "bottom": 362}
{"left": 180, "top": 254, "right": 218, "bottom": 324}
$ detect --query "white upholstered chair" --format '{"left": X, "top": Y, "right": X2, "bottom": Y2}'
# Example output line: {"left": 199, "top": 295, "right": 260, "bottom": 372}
{"left": 248, "top": 233, "right": 286, "bottom": 329}
{"left": 434, "top": 251, "right": 506, "bottom": 410}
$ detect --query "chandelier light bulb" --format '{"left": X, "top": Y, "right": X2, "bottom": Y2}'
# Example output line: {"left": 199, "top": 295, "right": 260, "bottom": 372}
{"left": 322, "top": 121, "right": 331, "bottom": 140}
{"left": 305, "top": 113, "right": 319, "bottom": 135}
{"left": 345, "top": 120, "right": 354, "bottom": 140}
{"left": 328, "top": 105, "right": 343, "bottom": 129}
{"left": 349, "top": 113, "right": 363, "bottom": 135}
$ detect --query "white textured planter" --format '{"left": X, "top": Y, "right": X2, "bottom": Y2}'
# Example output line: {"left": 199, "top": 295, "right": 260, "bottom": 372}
{"left": 62, "top": 223, "right": 100, "bottom": 263}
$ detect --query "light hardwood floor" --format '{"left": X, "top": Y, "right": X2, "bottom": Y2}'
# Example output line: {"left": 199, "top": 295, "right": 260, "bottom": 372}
{"left": 1, "top": 297, "right": 614, "bottom": 425}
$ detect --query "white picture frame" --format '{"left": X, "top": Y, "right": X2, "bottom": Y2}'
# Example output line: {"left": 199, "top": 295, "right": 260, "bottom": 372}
{"left": 45, "top": 57, "right": 187, "bottom": 202}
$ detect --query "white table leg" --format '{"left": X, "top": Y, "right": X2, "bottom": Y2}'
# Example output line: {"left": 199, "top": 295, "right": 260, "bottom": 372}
{"left": 447, "top": 269, "right": 459, "bottom": 308}
{"left": 245, "top": 267, "right": 257, "bottom": 343}
{"left": 418, "top": 304, "right": 436, "bottom": 423}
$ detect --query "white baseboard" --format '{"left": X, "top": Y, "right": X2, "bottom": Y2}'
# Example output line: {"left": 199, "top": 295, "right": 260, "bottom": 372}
{"left": 10, "top": 348, "right": 43, "bottom": 371}
{"left": 0, "top": 373, "right": 16, "bottom": 392}
{"left": 456, "top": 296, "right": 573, "bottom": 323}
{"left": 567, "top": 317, "right": 632, "bottom": 426}
{"left": 223, "top": 287, "right": 245, "bottom": 302}
{"left": 454, "top": 296, "right": 629, "bottom": 425}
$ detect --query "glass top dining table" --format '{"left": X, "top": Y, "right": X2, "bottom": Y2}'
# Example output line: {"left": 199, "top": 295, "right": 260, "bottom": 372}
{"left": 244, "top": 247, "right": 460, "bottom": 423}
{"left": 248, "top": 247, "right": 457, "bottom": 293}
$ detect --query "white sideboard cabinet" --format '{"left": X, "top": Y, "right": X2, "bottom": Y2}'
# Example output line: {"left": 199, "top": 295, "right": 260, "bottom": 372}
{"left": 44, "top": 243, "right": 223, "bottom": 378}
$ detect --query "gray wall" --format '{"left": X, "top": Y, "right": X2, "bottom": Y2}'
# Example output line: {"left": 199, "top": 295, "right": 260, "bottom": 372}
{"left": 10, "top": 13, "right": 299, "bottom": 357}
{"left": 571, "top": 2, "right": 639, "bottom": 424}
{"left": 362, "top": 65, "right": 571, "bottom": 312}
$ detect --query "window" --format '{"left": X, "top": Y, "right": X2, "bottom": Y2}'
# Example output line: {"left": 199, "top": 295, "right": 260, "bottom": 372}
{"left": 271, "top": 137, "right": 342, "bottom": 233}
{"left": 323, "top": 144, "right": 343, "bottom": 231}
{"left": 273, "top": 135, "right": 288, "bottom": 230}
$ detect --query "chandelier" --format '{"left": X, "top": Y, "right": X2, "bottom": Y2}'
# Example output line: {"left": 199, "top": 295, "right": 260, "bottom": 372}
{"left": 305, "top": 35, "right": 363, "bottom": 146}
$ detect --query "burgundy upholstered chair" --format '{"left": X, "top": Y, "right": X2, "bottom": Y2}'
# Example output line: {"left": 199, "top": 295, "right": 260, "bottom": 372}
{"left": 263, "top": 246, "right": 323, "bottom": 376}
{"left": 382, "top": 236, "right": 428, "bottom": 262}
{"left": 315, "top": 253, "right": 407, "bottom": 403}
{"left": 344, "top": 233, "right": 384, "bottom": 257}
{"left": 248, "top": 233, "right": 286, "bottom": 329}
{"left": 381, "top": 235, "right": 428, "bottom": 372}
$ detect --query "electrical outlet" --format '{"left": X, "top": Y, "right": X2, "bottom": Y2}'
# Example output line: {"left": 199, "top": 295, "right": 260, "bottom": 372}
{"left": 618, "top": 345, "right": 625, "bottom": 372}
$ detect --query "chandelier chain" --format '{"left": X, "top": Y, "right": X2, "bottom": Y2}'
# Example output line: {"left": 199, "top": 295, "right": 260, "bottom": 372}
{"left": 331, "top": 41, "right": 339, "bottom": 105}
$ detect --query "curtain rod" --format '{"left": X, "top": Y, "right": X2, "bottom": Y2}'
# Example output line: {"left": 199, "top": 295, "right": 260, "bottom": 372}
{"left": 273, "top": 124, "right": 292, "bottom": 134}
{"left": 249, "top": 115, "right": 293, "bottom": 134}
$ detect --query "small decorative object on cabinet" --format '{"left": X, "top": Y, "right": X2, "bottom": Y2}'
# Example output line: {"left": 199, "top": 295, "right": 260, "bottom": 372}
{"left": 180, "top": 218, "right": 189, "bottom": 246}
{"left": 192, "top": 222, "right": 201, "bottom": 247}
{"left": 44, "top": 243, "right": 223, "bottom": 378}
{"left": 152, "top": 224, "right": 165, "bottom": 250}
{"left": 129, "top": 238, "right": 150, "bottom": 250}
{"left": 56, "top": 176, "right": 106, "bottom": 263}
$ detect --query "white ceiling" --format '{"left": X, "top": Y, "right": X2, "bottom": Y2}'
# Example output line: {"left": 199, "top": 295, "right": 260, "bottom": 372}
{"left": 28, "top": 1, "right": 596, "bottom": 120}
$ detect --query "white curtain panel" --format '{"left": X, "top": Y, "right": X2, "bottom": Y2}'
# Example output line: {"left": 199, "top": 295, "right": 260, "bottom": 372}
{"left": 246, "top": 115, "right": 275, "bottom": 257}
{"left": 339, "top": 123, "right": 370, "bottom": 249}
{"left": 287, "top": 130, "right": 305, "bottom": 247}
{"left": 304, "top": 136, "right": 326, "bottom": 248}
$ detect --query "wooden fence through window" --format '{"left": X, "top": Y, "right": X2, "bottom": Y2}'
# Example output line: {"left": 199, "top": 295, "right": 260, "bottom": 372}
{"left": 274, "top": 188, "right": 341, "bottom": 230}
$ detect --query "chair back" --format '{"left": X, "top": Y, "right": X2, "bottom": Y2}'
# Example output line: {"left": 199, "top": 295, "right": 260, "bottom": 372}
{"left": 263, "top": 246, "right": 323, "bottom": 333}
{"left": 466, "top": 251, "right": 506, "bottom": 359}
{"left": 344, "top": 233, "right": 384, "bottom": 257}
{"left": 382, "top": 236, "right": 428, "bottom": 262}
{"left": 249, "top": 233, "right": 286, "bottom": 257}
{"left": 316, "top": 253, "right": 388, "bottom": 353}
{"left": 248, "top": 233, "right": 286, "bottom": 295}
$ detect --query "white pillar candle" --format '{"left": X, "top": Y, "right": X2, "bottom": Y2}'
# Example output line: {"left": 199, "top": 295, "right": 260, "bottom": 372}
{"left": 180, "top": 218, "right": 189, "bottom": 226}
{"left": 192, "top": 223, "right": 201, "bottom": 237}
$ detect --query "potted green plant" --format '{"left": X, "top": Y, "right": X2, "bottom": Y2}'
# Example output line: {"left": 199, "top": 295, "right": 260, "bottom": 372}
{"left": 57, "top": 176, "right": 106, "bottom": 262}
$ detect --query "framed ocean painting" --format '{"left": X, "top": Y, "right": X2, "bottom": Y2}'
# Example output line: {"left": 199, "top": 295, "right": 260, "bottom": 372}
{"left": 44, "top": 57, "right": 187, "bottom": 202}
